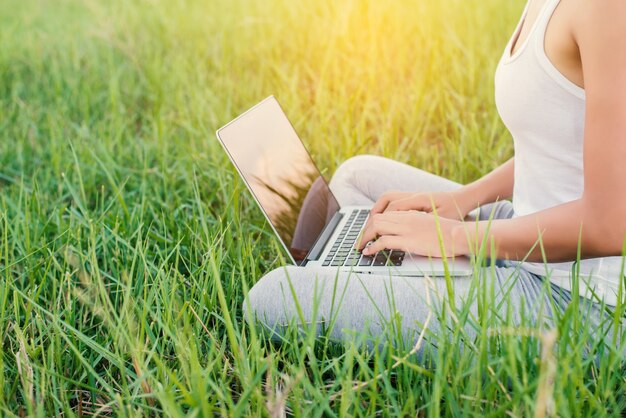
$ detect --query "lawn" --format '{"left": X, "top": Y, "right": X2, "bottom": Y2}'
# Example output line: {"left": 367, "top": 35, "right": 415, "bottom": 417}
{"left": 1, "top": 0, "right": 624, "bottom": 416}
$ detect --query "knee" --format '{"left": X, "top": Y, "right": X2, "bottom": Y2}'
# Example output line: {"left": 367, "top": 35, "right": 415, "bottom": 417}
{"left": 242, "top": 266, "right": 299, "bottom": 327}
{"left": 328, "top": 154, "right": 383, "bottom": 192}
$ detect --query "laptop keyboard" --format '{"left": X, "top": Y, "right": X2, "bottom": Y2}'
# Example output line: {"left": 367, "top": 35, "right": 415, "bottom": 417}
{"left": 322, "top": 209, "right": 405, "bottom": 268}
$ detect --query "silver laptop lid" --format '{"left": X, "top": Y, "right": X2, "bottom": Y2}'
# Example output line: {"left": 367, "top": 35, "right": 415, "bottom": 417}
{"left": 216, "top": 96, "right": 340, "bottom": 265}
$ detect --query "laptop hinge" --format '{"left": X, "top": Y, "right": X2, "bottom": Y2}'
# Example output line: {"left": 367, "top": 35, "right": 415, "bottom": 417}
{"left": 303, "top": 211, "right": 343, "bottom": 264}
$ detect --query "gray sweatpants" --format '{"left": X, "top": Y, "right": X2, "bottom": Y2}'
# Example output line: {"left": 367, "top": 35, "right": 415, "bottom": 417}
{"left": 243, "top": 155, "right": 618, "bottom": 353}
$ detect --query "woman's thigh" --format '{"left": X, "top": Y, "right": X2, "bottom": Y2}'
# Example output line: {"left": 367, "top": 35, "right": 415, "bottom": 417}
{"left": 328, "top": 155, "right": 461, "bottom": 207}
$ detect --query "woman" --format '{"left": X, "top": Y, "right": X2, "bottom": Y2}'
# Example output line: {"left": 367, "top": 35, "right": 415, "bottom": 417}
{"left": 243, "top": 0, "right": 626, "bottom": 351}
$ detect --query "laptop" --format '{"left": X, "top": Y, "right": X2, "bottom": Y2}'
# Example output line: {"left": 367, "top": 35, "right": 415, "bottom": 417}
{"left": 216, "top": 96, "right": 472, "bottom": 276}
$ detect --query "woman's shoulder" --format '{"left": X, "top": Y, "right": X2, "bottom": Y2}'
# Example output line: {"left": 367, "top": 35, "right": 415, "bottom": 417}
{"left": 574, "top": 0, "right": 626, "bottom": 38}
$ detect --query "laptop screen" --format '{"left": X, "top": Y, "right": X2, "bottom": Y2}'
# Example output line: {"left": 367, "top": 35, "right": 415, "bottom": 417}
{"left": 217, "top": 97, "right": 340, "bottom": 265}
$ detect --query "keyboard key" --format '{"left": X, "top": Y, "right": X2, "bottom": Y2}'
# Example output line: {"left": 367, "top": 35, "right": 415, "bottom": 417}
{"left": 373, "top": 256, "right": 387, "bottom": 266}
{"left": 323, "top": 261, "right": 330, "bottom": 266}
{"left": 359, "top": 255, "right": 374, "bottom": 266}
{"left": 373, "top": 251, "right": 392, "bottom": 266}
{"left": 390, "top": 251, "right": 404, "bottom": 264}
{"left": 344, "top": 259, "right": 359, "bottom": 266}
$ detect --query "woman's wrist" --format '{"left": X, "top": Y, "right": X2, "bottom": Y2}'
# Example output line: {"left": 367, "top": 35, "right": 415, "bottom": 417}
{"left": 456, "top": 179, "right": 506, "bottom": 213}
{"left": 451, "top": 186, "right": 481, "bottom": 217}
{"left": 457, "top": 158, "right": 515, "bottom": 211}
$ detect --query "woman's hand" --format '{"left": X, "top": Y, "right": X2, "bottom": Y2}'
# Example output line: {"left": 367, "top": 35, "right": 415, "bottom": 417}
{"left": 369, "top": 189, "right": 475, "bottom": 221}
{"left": 358, "top": 210, "right": 467, "bottom": 258}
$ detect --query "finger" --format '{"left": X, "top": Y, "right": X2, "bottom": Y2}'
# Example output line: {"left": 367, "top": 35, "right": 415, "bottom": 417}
{"left": 357, "top": 226, "right": 374, "bottom": 249}
{"left": 359, "top": 210, "right": 418, "bottom": 249}
{"left": 385, "top": 194, "right": 436, "bottom": 213}
{"left": 375, "top": 210, "right": 421, "bottom": 221}
{"left": 370, "top": 191, "right": 403, "bottom": 215}
{"left": 358, "top": 214, "right": 389, "bottom": 248}
{"left": 358, "top": 216, "right": 404, "bottom": 247}
{"left": 368, "top": 205, "right": 413, "bottom": 225}
{"left": 360, "top": 210, "right": 380, "bottom": 243}
{"left": 370, "top": 198, "right": 391, "bottom": 216}
{"left": 387, "top": 209, "right": 428, "bottom": 219}
{"left": 362, "top": 236, "right": 402, "bottom": 255}
{"left": 365, "top": 193, "right": 409, "bottom": 235}
{"left": 385, "top": 196, "right": 416, "bottom": 213}
{"left": 359, "top": 212, "right": 398, "bottom": 244}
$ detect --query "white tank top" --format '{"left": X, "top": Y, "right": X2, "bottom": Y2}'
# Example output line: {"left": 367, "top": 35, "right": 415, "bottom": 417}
{"left": 494, "top": 0, "right": 622, "bottom": 305}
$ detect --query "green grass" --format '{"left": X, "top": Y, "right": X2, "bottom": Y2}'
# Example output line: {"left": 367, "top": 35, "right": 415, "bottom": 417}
{"left": 1, "top": 0, "right": 624, "bottom": 416}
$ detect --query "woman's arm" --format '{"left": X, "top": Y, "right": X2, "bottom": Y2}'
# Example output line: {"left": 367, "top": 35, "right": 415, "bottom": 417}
{"left": 361, "top": 1, "right": 626, "bottom": 261}
{"left": 454, "top": 198, "right": 623, "bottom": 262}
{"left": 367, "top": 158, "right": 514, "bottom": 221}
{"left": 455, "top": 0, "right": 626, "bottom": 262}
{"left": 459, "top": 157, "right": 514, "bottom": 210}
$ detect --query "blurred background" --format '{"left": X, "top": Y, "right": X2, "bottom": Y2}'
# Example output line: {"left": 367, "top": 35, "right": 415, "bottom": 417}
{"left": 1, "top": 0, "right": 522, "bottom": 182}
